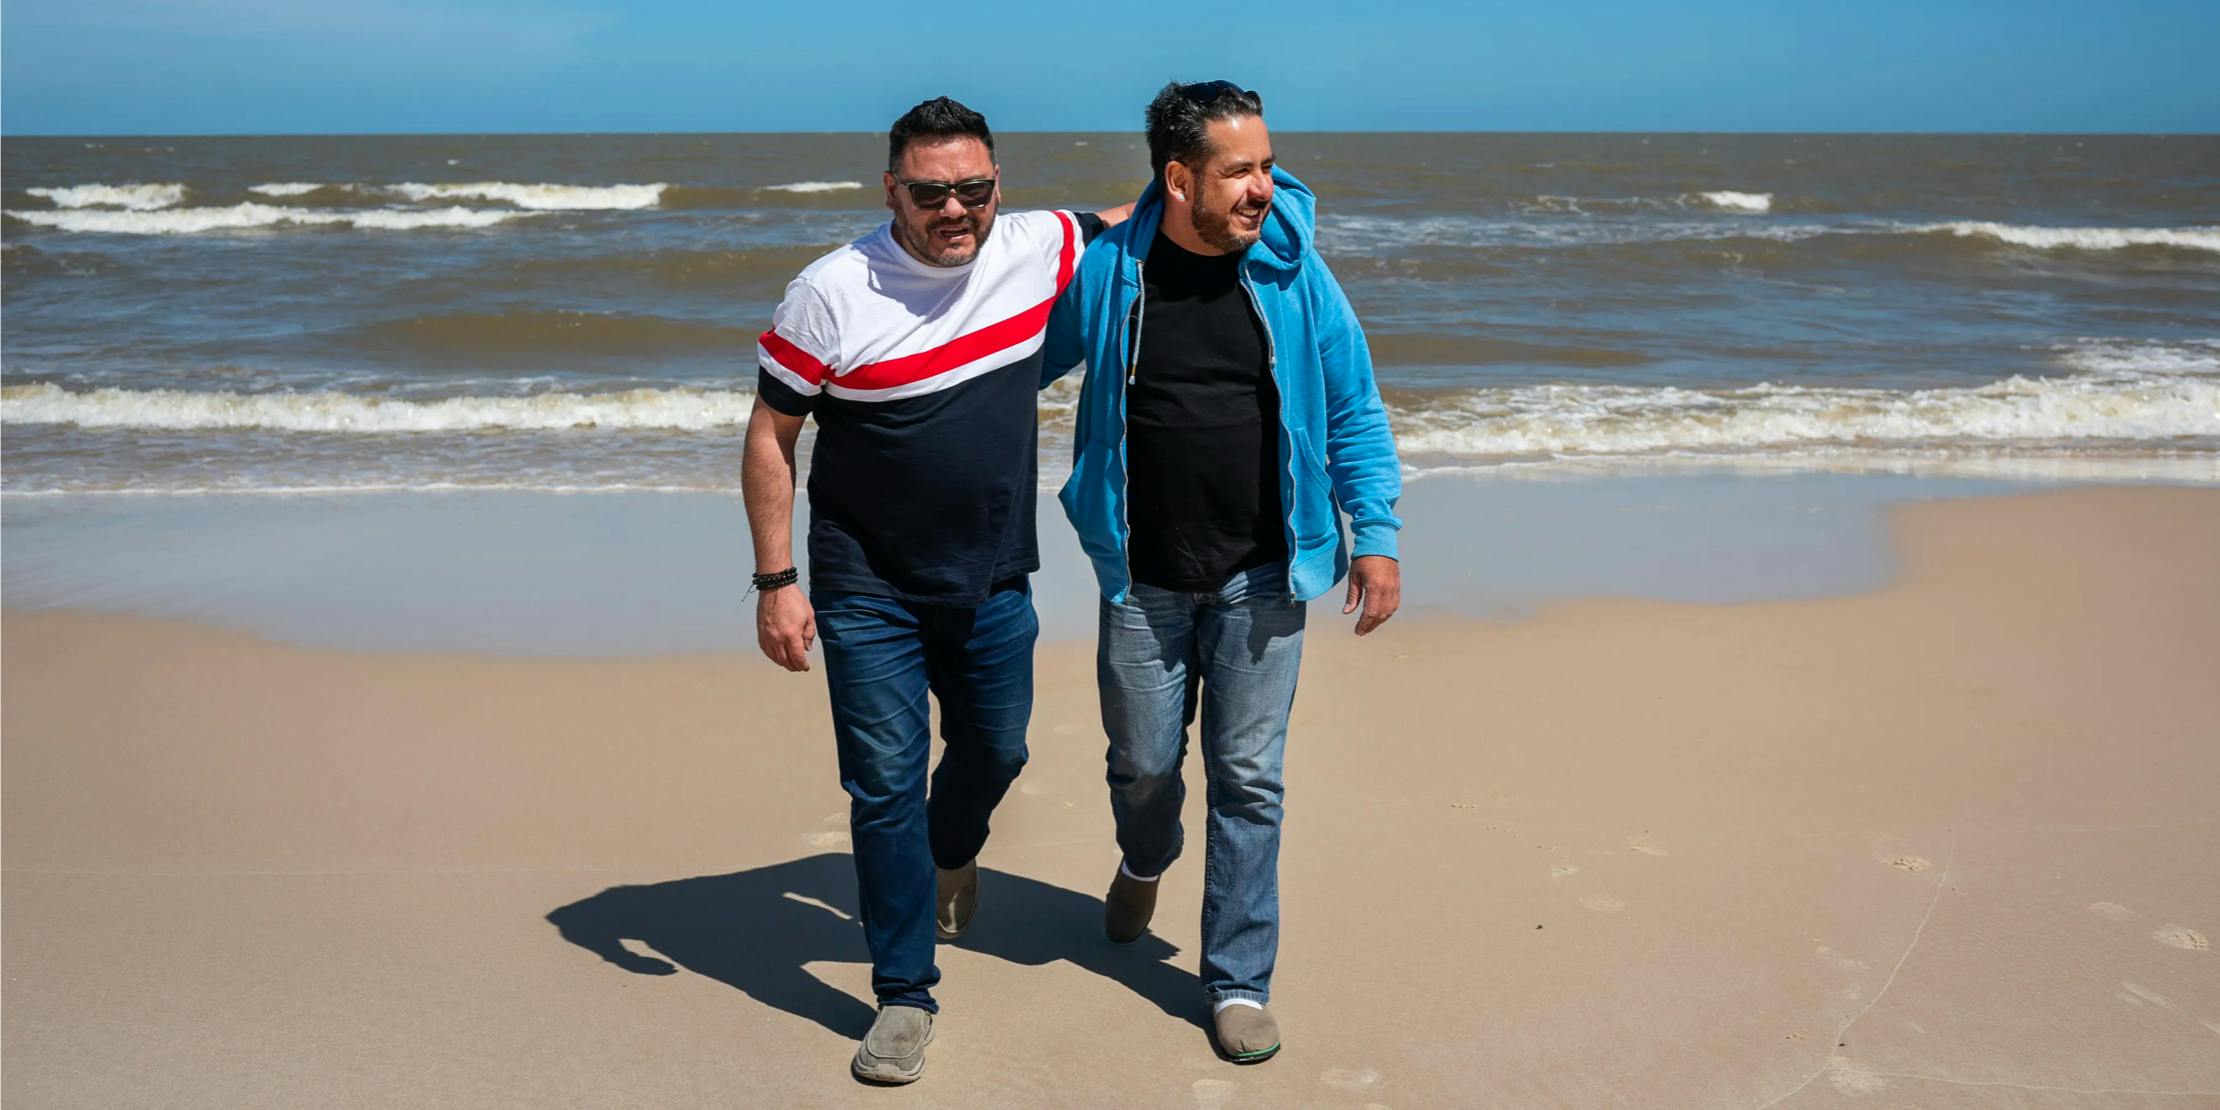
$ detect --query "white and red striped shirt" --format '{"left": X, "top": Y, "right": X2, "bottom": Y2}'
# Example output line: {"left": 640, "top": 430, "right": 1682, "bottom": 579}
{"left": 758, "top": 208, "right": 1084, "bottom": 403}
{"left": 756, "top": 209, "right": 1101, "bottom": 605}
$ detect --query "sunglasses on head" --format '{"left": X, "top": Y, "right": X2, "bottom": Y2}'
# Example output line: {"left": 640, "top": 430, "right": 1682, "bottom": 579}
{"left": 1177, "top": 80, "right": 1261, "bottom": 108}
{"left": 895, "top": 176, "right": 997, "bottom": 209}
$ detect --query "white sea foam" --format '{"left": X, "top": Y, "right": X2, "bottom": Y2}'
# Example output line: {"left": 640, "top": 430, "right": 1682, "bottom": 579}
{"left": 763, "top": 181, "right": 866, "bottom": 193}
{"left": 3, "top": 203, "right": 532, "bottom": 234}
{"left": 1321, "top": 213, "right": 1838, "bottom": 252}
{"left": 25, "top": 183, "right": 187, "bottom": 210}
{"left": 247, "top": 182, "right": 327, "bottom": 197}
{"left": 2, "top": 384, "right": 754, "bottom": 431}
{"left": 384, "top": 181, "right": 667, "bottom": 210}
{"left": 1389, "top": 341, "right": 2220, "bottom": 460}
{"left": 12, "top": 343, "right": 2216, "bottom": 460}
{"left": 1697, "top": 190, "right": 1773, "bottom": 213}
{"left": 1917, "top": 221, "right": 2220, "bottom": 254}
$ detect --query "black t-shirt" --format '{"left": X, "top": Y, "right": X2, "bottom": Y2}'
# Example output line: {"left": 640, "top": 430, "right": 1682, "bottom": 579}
{"left": 1124, "top": 230, "right": 1286, "bottom": 592}
{"left": 756, "top": 210, "right": 1105, "bottom": 607}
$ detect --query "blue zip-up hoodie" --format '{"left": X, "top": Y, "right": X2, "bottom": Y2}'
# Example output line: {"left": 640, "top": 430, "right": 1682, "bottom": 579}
{"left": 1043, "top": 168, "right": 1402, "bottom": 604}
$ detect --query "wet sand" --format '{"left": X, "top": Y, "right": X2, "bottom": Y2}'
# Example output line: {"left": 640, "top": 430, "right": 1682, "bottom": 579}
{"left": 0, "top": 473, "right": 2033, "bottom": 654}
{"left": 4, "top": 487, "right": 2217, "bottom": 1107}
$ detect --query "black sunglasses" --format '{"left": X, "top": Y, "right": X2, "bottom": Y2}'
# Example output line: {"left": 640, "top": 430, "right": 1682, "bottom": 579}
{"left": 895, "top": 176, "right": 997, "bottom": 210}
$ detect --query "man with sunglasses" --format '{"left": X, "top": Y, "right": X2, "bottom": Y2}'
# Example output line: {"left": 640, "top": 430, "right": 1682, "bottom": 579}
{"left": 1044, "top": 80, "right": 1403, "bottom": 1064}
{"left": 742, "top": 96, "right": 1127, "bottom": 1085}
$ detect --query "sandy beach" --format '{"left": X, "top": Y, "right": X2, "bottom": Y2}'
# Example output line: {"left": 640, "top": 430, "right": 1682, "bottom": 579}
{"left": 4, "top": 484, "right": 2217, "bottom": 1107}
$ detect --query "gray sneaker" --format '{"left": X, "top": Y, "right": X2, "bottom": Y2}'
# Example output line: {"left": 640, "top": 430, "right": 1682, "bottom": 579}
{"left": 1212, "top": 1004, "right": 1280, "bottom": 1064}
{"left": 851, "top": 1005, "right": 934, "bottom": 1085}
{"left": 1104, "top": 866, "right": 1158, "bottom": 944}
{"left": 936, "top": 858, "right": 977, "bottom": 941}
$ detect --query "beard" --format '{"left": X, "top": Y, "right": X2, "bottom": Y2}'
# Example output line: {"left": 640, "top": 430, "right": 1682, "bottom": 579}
{"left": 1190, "top": 193, "right": 1264, "bottom": 254}
{"left": 895, "top": 209, "right": 993, "bottom": 267}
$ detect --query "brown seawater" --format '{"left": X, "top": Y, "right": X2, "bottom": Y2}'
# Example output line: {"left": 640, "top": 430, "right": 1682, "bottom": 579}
{"left": 4, "top": 132, "right": 2216, "bottom": 494}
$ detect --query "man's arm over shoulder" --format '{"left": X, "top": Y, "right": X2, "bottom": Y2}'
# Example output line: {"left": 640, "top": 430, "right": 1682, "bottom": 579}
{"left": 1041, "top": 210, "right": 1123, "bottom": 389}
{"left": 1043, "top": 277, "right": 1088, "bottom": 390}
{"left": 1307, "top": 255, "right": 1403, "bottom": 562}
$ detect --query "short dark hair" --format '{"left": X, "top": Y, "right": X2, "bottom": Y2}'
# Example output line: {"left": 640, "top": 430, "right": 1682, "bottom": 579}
{"left": 887, "top": 96, "right": 995, "bottom": 173}
{"left": 1145, "top": 80, "right": 1265, "bottom": 183}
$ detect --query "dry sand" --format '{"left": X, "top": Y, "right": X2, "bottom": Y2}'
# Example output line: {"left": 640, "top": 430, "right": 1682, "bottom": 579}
{"left": 5, "top": 487, "right": 2217, "bottom": 1107}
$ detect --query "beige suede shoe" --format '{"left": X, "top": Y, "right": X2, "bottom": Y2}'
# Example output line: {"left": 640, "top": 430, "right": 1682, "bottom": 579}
{"left": 851, "top": 1006, "right": 934, "bottom": 1084}
{"left": 1103, "top": 866, "right": 1159, "bottom": 944}
{"left": 936, "top": 858, "right": 977, "bottom": 941}
{"left": 1212, "top": 1004, "right": 1280, "bottom": 1064}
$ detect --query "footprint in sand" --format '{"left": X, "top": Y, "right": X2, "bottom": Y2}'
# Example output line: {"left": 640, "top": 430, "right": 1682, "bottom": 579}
{"left": 1826, "top": 1063, "right": 1889, "bottom": 1096}
{"left": 1815, "top": 945, "right": 1867, "bottom": 973}
{"left": 2118, "top": 982, "right": 2173, "bottom": 1009}
{"left": 1627, "top": 837, "right": 1669, "bottom": 857}
{"left": 1550, "top": 864, "right": 1581, "bottom": 879}
{"left": 2089, "top": 901, "right": 2138, "bottom": 922}
{"left": 1320, "top": 1067, "right": 1381, "bottom": 1093}
{"left": 1886, "top": 856, "right": 1932, "bottom": 873}
{"left": 805, "top": 830, "right": 849, "bottom": 849}
{"left": 1191, "top": 1078, "right": 1238, "bottom": 1108}
{"left": 1580, "top": 894, "right": 1627, "bottom": 913}
{"left": 2154, "top": 925, "right": 2209, "bottom": 951}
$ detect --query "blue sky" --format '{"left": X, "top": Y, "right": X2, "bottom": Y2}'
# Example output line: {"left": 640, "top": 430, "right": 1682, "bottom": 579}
{"left": 5, "top": 0, "right": 2216, "bottom": 135}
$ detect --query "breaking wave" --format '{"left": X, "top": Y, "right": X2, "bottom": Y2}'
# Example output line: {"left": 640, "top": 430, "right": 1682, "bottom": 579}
{"left": 10, "top": 343, "right": 2213, "bottom": 465}
{"left": 1, "top": 383, "right": 756, "bottom": 432}
{"left": 763, "top": 181, "right": 867, "bottom": 193}
{"left": 384, "top": 181, "right": 668, "bottom": 210}
{"left": 1912, "top": 221, "right": 2220, "bottom": 254}
{"left": 3, "top": 203, "right": 533, "bottom": 234}
{"left": 1389, "top": 341, "right": 2220, "bottom": 460}
{"left": 1696, "top": 190, "right": 1773, "bottom": 212}
{"left": 24, "top": 183, "right": 188, "bottom": 210}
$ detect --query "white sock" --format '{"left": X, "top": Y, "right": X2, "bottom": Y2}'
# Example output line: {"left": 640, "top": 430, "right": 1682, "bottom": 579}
{"left": 1213, "top": 998, "right": 1265, "bottom": 1014}
{"left": 1117, "top": 860, "right": 1162, "bottom": 883}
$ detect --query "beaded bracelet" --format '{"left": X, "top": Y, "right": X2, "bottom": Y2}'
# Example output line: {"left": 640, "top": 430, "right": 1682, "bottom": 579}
{"left": 749, "top": 567, "right": 799, "bottom": 597}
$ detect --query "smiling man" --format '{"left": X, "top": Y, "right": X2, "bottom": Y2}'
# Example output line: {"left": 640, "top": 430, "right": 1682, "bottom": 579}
{"left": 742, "top": 96, "right": 1126, "bottom": 1085}
{"left": 1044, "top": 80, "right": 1403, "bottom": 1064}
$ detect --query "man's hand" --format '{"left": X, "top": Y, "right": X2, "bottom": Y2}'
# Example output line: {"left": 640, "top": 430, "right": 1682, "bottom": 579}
{"left": 1343, "top": 555, "right": 1401, "bottom": 636}
{"left": 756, "top": 584, "right": 816, "bottom": 671}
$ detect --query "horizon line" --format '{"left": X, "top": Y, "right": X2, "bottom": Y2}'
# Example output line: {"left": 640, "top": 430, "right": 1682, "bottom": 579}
{"left": 7, "top": 127, "right": 2215, "bottom": 141}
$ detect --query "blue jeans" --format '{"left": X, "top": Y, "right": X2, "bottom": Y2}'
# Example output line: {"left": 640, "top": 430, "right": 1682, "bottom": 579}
{"left": 1097, "top": 564, "right": 1305, "bottom": 1006}
{"left": 815, "top": 579, "right": 1036, "bottom": 1013}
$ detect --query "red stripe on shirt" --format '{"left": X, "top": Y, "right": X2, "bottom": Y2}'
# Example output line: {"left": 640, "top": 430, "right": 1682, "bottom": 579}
{"left": 836, "top": 212, "right": 1080, "bottom": 393}
{"left": 758, "top": 329, "right": 831, "bottom": 386}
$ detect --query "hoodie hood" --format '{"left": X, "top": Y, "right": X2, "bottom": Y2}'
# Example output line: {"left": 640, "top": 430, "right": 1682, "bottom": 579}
{"left": 1121, "top": 166, "right": 1314, "bottom": 275}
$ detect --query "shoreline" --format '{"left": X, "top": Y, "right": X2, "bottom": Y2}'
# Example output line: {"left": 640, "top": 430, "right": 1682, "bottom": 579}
{"left": 0, "top": 470, "right": 2098, "bottom": 656}
{"left": 6, "top": 484, "right": 2217, "bottom": 1106}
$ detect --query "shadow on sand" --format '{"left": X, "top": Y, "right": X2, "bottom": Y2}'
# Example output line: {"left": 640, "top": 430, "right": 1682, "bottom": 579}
{"left": 547, "top": 853, "right": 1201, "bottom": 1039}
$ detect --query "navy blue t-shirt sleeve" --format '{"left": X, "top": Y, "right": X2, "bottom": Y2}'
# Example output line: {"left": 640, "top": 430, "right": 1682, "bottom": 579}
{"left": 756, "top": 365, "right": 816, "bottom": 416}
{"left": 1075, "top": 211, "right": 1107, "bottom": 244}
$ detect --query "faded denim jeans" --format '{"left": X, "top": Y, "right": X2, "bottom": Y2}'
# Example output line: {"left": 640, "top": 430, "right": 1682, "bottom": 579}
{"left": 1097, "top": 563, "right": 1305, "bottom": 1006}
{"left": 815, "top": 579, "right": 1035, "bottom": 1013}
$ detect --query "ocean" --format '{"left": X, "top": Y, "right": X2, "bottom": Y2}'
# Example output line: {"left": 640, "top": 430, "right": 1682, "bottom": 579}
{"left": 4, "top": 132, "right": 2217, "bottom": 495}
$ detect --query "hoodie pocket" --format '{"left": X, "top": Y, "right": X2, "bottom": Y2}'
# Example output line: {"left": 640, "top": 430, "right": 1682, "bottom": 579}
{"left": 1059, "top": 443, "right": 1118, "bottom": 560}
{"left": 1289, "top": 427, "right": 1335, "bottom": 549}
